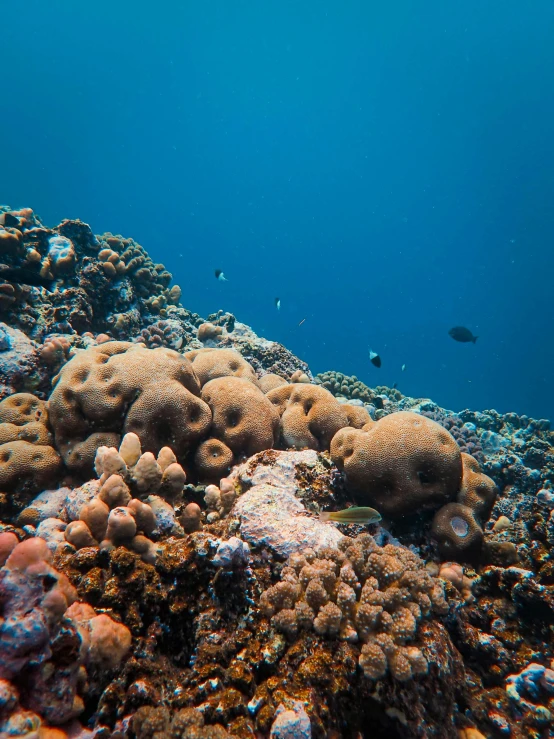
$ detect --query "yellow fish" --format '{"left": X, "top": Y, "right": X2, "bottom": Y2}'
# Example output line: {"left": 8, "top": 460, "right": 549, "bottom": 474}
{"left": 319, "top": 506, "right": 381, "bottom": 525}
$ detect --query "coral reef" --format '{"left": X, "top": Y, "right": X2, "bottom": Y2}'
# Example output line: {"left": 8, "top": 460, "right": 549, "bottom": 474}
{"left": 260, "top": 534, "right": 448, "bottom": 681}
{"left": 331, "top": 411, "right": 463, "bottom": 516}
{"left": 0, "top": 393, "right": 62, "bottom": 514}
{"left": 1, "top": 204, "right": 554, "bottom": 738}
{"left": 48, "top": 341, "right": 211, "bottom": 474}
{"left": 0, "top": 534, "right": 130, "bottom": 735}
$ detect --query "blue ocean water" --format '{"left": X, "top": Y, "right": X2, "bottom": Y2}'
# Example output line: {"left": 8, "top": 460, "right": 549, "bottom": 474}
{"left": 2, "top": 0, "right": 553, "bottom": 421}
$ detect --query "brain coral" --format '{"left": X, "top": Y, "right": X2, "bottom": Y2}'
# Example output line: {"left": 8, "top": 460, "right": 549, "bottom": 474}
{"left": 268, "top": 384, "right": 349, "bottom": 451}
{"left": 201, "top": 377, "right": 279, "bottom": 457}
{"left": 185, "top": 348, "right": 260, "bottom": 387}
{"left": 259, "top": 373, "right": 289, "bottom": 394}
{"left": 0, "top": 393, "right": 62, "bottom": 511}
{"left": 49, "top": 341, "right": 211, "bottom": 473}
{"left": 331, "top": 411, "right": 462, "bottom": 518}
{"left": 457, "top": 452, "right": 497, "bottom": 521}
{"left": 194, "top": 438, "right": 234, "bottom": 483}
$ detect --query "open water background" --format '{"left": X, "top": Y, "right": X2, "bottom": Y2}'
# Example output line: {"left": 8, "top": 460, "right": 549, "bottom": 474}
{"left": 2, "top": 0, "right": 554, "bottom": 420}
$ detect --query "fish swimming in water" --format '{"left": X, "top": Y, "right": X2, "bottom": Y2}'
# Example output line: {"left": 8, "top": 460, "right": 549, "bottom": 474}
{"left": 275, "top": 297, "right": 281, "bottom": 310}
{"left": 319, "top": 506, "right": 381, "bottom": 525}
{"left": 214, "top": 269, "right": 227, "bottom": 281}
{"left": 401, "top": 364, "right": 406, "bottom": 372}
{"left": 0, "top": 264, "right": 56, "bottom": 291}
{"left": 449, "top": 326, "right": 478, "bottom": 344}
{"left": 369, "top": 349, "right": 381, "bottom": 368}
{"left": 298, "top": 317, "right": 306, "bottom": 327}
{"left": 392, "top": 382, "right": 398, "bottom": 390}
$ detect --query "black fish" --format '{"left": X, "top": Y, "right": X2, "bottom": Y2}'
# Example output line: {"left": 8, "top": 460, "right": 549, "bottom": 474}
{"left": 214, "top": 269, "right": 227, "bottom": 282}
{"left": 0, "top": 264, "right": 56, "bottom": 291}
{"left": 369, "top": 349, "right": 381, "bottom": 368}
{"left": 449, "top": 326, "right": 478, "bottom": 344}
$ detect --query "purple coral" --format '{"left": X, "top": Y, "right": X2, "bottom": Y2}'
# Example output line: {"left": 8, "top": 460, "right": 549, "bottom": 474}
{"left": 421, "top": 410, "right": 484, "bottom": 465}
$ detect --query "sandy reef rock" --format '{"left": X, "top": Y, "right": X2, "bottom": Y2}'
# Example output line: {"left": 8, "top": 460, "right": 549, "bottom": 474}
{"left": 232, "top": 450, "right": 344, "bottom": 557}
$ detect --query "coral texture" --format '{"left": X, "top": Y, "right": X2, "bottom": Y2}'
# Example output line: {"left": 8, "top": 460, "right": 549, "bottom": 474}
{"left": 49, "top": 342, "right": 211, "bottom": 473}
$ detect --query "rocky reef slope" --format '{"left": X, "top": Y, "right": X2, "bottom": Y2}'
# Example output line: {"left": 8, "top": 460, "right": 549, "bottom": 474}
{"left": 1, "top": 207, "right": 553, "bottom": 739}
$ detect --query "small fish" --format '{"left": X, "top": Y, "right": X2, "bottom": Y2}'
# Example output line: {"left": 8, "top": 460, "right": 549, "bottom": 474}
{"left": 392, "top": 382, "right": 398, "bottom": 390}
{"left": 401, "top": 364, "right": 406, "bottom": 372}
{"left": 449, "top": 326, "right": 478, "bottom": 344}
{"left": 319, "top": 506, "right": 381, "bottom": 525}
{"left": 0, "top": 264, "right": 56, "bottom": 291}
{"left": 298, "top": 318, "right": 306, "bottom": 327}
{"left": 275, "top": 297, "right": 281, "bottom": 310}
{"left": 214, "top": 269, "right": 227, "bottom": 281}
{"left": 369, "top": 349, "right": 381, "bottom": 368}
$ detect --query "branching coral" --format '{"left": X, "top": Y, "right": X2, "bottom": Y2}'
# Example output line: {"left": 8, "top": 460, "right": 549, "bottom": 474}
{"left": 260, "top": 534, "right": 448, "bottom": 681}
{"left": 64, "top": 433, "right": 186, "bottom": 562}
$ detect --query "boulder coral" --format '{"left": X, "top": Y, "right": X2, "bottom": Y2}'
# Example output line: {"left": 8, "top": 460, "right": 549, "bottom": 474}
{"left": 194, "top": 437, "right": 234, "bottom": 483}
{"left": 0, "top": 393, "right": 62, "bottom": 512}
{"left": 259, "top": 373, "right": 289, "bottom": 393}
{"left": 201, "top": 376, "right": 280, "bottom": 458}
{"left": 331, "top": 411, "right": 463, "bottom": 517}
{"left": 186, "top": 347, "right": 261, "bottom": 387}
{"left": 48, "top": 341, "right": 211, "bottom": 473}
{"left": 268, "top": 383, "right": 349, "bottom": 451}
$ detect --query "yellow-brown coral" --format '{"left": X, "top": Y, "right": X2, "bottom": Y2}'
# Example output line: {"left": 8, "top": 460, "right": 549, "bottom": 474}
{"left": 48, "top": 342, "right": 211, "bottom": 472}
{"left": 261, "top": 535, "right": 448, "bottom": 681}
{"left": 331, "top": 411, "right": 462, "bottom": 517}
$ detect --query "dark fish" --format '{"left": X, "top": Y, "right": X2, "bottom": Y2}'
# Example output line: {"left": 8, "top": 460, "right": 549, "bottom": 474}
{"left": 369, "top": 349, "right": 381, "bottom": 368}
{"left": 319, "top": 506, "right": 381, "bottom": 525}
{"left": 392, "top": 382, "right": 398, "bottom": 390}
{"left": 0, "top": 264, "right": 56, "bottom": 291}
{"left": 449, "top": 326, "right": 478, "bottom": 344}
{"left": 214, "top": 269, "right": 227, "bottom": 281}
{"left": 275, "top": 297, "right": 281, "bottom": 310}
